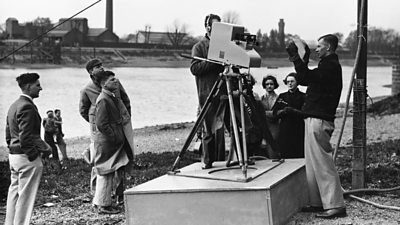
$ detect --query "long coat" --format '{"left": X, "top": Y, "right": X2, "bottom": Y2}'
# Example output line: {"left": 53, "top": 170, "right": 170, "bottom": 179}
{"left": 274, "top": 89, "right": 305, "bottom": 158}
{"left": 93, "top": 89, "right": 134, "bottom": 175}
{"left": 79, "top": 80, "right": 133, "bottom": 163}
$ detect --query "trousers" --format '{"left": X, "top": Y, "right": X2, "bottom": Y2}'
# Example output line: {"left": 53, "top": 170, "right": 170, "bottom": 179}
{"left": 92, "top": 168, "right": 125, "bottom": 206}
{"left": 304, "top": 118, "right": 345, "bottom": 209}
{"left": 5, "top": 154, "right": 43, "bottom": 225}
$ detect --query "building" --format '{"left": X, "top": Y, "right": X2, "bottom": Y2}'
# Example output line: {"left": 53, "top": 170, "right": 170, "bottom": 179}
{"left": 5, "top": 18, "right": 48, "bottom": 40}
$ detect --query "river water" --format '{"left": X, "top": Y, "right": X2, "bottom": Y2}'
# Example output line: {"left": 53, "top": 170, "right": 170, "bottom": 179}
{"left": 0, "top": 66, "right": 392, "bottom": 146}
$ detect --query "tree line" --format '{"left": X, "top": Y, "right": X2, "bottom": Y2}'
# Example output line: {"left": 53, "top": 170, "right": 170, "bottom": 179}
{"left": 1, "top": 16, "right": 399, "bottom": 56}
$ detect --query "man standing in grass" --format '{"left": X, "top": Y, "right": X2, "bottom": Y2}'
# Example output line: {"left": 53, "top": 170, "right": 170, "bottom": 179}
{"left": 79, "top": 59, "right": 133, "bottom": 207}
{"left": 54, "top": 109, "right": 68, "bottom": 163}
{"left": 5, "top": 73, "right": 50, "bottom": 225}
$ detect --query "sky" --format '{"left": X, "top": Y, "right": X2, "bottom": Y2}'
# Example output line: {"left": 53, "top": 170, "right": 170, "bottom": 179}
{"left": 0, "top": 0, "right": 400, "bottom": 42}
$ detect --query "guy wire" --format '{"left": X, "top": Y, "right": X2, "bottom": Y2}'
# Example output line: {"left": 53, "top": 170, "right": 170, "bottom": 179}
{"left": 0, "top": 0, "right": 103, "bottom": 62}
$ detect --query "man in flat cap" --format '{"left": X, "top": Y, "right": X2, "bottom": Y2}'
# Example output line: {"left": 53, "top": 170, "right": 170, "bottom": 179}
{"left": 79, "top": 59, "right": 132, "bottom": 209}
{"left": 5, "top": 73, "right": 50, "bottom": 225}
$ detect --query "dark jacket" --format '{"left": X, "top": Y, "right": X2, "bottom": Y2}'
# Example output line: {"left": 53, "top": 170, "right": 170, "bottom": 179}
{"left": 190, "top": 36, "right": 225, "bottom": 106}
{"left": 294, "top": 53, "right": 342, "bottom": 122}
{"left": 274, "top": 89, "right": 306, "bottom": 158}
{"left": 6, "top": 96, "right": 42, "bottom": 161}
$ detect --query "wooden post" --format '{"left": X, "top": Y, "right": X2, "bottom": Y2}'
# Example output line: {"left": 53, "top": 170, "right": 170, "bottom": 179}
{"left": 392, "top": 63, "right": 400, "bottom": 95}
{"left": 352, "top": 0, "right": 368, "bottom": 189}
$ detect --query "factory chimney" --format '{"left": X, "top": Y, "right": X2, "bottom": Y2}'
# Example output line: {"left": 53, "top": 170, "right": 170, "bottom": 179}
{"left": 106, "top": 0, "right": 113, "bottom": 32}
{"left": 278, "top": 19, "right": 285, "bottom": 49}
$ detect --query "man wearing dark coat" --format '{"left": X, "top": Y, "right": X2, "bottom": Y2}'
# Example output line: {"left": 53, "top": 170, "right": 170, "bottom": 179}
{"left": 286, "top": 34, "right": 346, "bottom": 218}
{"left": 190, "top": 14, "right": 227, "bottom": 169}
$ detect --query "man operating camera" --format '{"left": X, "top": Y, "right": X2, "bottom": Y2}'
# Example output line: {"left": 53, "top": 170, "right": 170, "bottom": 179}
{"left": 190, "top": 14, "right": 228, "bottom": 169}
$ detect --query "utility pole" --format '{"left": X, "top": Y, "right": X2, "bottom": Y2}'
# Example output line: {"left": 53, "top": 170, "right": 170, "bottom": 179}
{"left": 352, "top": 0, "right": 368, "bottom": 189}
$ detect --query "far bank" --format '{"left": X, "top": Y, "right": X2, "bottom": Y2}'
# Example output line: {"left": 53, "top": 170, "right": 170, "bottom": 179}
{"left": 0, "top": 56, "right": 394, "bottom": 70}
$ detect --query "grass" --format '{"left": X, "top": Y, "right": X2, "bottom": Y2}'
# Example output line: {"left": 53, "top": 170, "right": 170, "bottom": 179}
{"left": 0, "top": 113, "right": 399, "bottom": 224}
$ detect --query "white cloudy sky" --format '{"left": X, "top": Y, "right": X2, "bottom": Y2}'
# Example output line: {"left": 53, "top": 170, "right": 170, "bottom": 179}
{"left": 1, "top": 0, "right": 399, "bottom": 41}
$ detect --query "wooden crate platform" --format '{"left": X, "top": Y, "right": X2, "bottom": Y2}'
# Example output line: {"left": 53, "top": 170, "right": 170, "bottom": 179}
{"left": 124, "top": 159, "right": 308, "bottom": 225}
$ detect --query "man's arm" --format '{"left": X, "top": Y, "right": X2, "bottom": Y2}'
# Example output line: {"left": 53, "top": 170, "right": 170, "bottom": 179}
{"left": 17, "top": 105, "right": 39, "bottom": 161}
{"left": 79, "top": 89, "right": 90, "bottom": 122}
{"left": 190, "top": 43, "right": 224, "bottom": 76}
{"left": 5, "top": 116, "right": 11, "bottom": 146}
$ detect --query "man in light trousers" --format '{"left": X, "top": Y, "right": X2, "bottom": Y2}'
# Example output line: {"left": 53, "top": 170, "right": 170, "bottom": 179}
{"left": 5, "top": 73, "right": 50, "bottom": 225}
{"left": 286, "top": 34, "right": 347, "bottom": 218}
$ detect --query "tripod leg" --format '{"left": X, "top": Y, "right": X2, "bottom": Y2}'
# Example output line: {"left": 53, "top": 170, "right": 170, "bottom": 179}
{"left": 225, "top": 78, "right": 244, "bottom": 169}
{"left": 238, "top": 77, "right": 248, "bottom": 172}
{"left": 171, "top": 76, "right": 224, "bottom": 172}
{"left": 226, "top": 117, "right": 240, "bottom": 167}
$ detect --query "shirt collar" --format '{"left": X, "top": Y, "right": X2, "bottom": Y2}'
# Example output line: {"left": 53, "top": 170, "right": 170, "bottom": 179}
{"left": 20, "top": 94, "right": 33, "bottom": 101}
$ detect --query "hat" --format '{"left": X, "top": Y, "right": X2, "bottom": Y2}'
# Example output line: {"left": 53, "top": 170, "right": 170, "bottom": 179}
{"left": 85, "top": 58, "right": 102, "bottom": 73}
{"left": 16, "top": 73, "right": 40, "bottom": 88}
{"left": 46, "top": 110, "right": 54, "bottom": 114}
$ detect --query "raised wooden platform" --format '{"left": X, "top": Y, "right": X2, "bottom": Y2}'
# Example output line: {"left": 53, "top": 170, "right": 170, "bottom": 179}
{"left": 124, "top": 159, "right": 308, "bottom": 225}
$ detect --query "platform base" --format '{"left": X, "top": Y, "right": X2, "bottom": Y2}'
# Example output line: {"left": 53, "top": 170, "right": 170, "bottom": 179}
{"left": 124, "top": 159, "right": 308, "bottom": 225}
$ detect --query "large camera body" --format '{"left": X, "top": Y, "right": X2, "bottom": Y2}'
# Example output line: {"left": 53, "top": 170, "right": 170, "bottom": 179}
{"left": 208, "top": 22, "right": 261, "bottom": 68}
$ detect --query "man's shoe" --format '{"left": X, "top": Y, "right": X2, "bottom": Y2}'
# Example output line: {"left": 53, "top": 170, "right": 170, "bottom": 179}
{"left": 301, "top": 205, "right": 324, "bottom": 212}
{"left": 202, "top": 164, "right": 212, "bottom": 169}
{"left": 97, "top": 205, "right": 120, "bottom": 214}
{"left": 316, "top": 207, "right": 347, "bottom": 219}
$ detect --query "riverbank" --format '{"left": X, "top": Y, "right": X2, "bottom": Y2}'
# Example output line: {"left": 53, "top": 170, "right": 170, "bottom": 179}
{"left": 0, "top": 56, "right": 393, "bottom": 70}
{"left": 0, "top": 115, "right": 399, "bottom": 224}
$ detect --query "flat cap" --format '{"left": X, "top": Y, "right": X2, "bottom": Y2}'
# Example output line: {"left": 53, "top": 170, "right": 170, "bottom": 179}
{"left": 85, "top": 58, "right": 102, "bottom": 73}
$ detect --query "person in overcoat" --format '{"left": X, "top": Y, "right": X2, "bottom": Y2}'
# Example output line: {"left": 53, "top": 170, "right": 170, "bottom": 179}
{"left": 260, "top": 75, "right": 281, "bottom": 158}
{"left": 274, "top": 73, "right": 305, "bottom": 158}
{"left": 92, "top": 71, "right": 134, "bottom": 214}
{"left": 79, "top": 59, "right": 133, "bottom": 196}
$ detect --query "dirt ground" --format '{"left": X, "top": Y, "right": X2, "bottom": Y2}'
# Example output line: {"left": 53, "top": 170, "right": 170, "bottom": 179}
{"left": 0, "top": 109, "right": 399, "bottom": 224}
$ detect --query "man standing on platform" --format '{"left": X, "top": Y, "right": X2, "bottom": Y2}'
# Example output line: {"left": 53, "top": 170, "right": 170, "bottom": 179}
{"left": 190, "top": 14, "right": 227, "bottom": 169}
{"left": 5, "top": 73, "right": 49, "bottom": 225}
{"left": 286, "top": 34, "right": 347, "bottom": 218}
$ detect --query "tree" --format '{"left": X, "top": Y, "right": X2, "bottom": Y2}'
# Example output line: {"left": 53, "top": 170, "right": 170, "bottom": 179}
{"left": 344, "top": 27, "right": 400, "bottom": 55}
{"left": 332, "top": 32, "right": 344, "bottom": 45}
{"left": 166, "top": 20, "right": 188, "bottom": 48}
{"left": 33, "top": 17, "right": 52, "bottom": 27}
{"left": 222, "top": 11, "right": 240, "bottom": 24}
{"left": 256, "top": 29, "right": 263, "bottom": 48}
{"left": 269, "top": 29, "right": 280, "bottom": 52}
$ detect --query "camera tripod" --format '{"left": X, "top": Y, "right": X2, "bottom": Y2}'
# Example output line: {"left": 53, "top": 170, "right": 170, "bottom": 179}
{"left": 170, "top": 65, "right": 273, "bottom": 179}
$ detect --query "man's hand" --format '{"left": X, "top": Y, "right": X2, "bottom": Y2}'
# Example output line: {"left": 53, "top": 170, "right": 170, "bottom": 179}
{"left": 286, "top": 41, "right": 299, "bottom": 59}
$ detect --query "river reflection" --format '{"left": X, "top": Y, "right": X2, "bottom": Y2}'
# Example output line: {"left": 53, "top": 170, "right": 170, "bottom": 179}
{"left": 0, "top": 66, "right": 392, "bottom": 146}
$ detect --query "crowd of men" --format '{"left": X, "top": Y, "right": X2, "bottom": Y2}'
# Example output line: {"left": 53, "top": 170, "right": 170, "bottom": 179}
{"left": 4, "top": 13, "right": 346, "bottom": 225}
